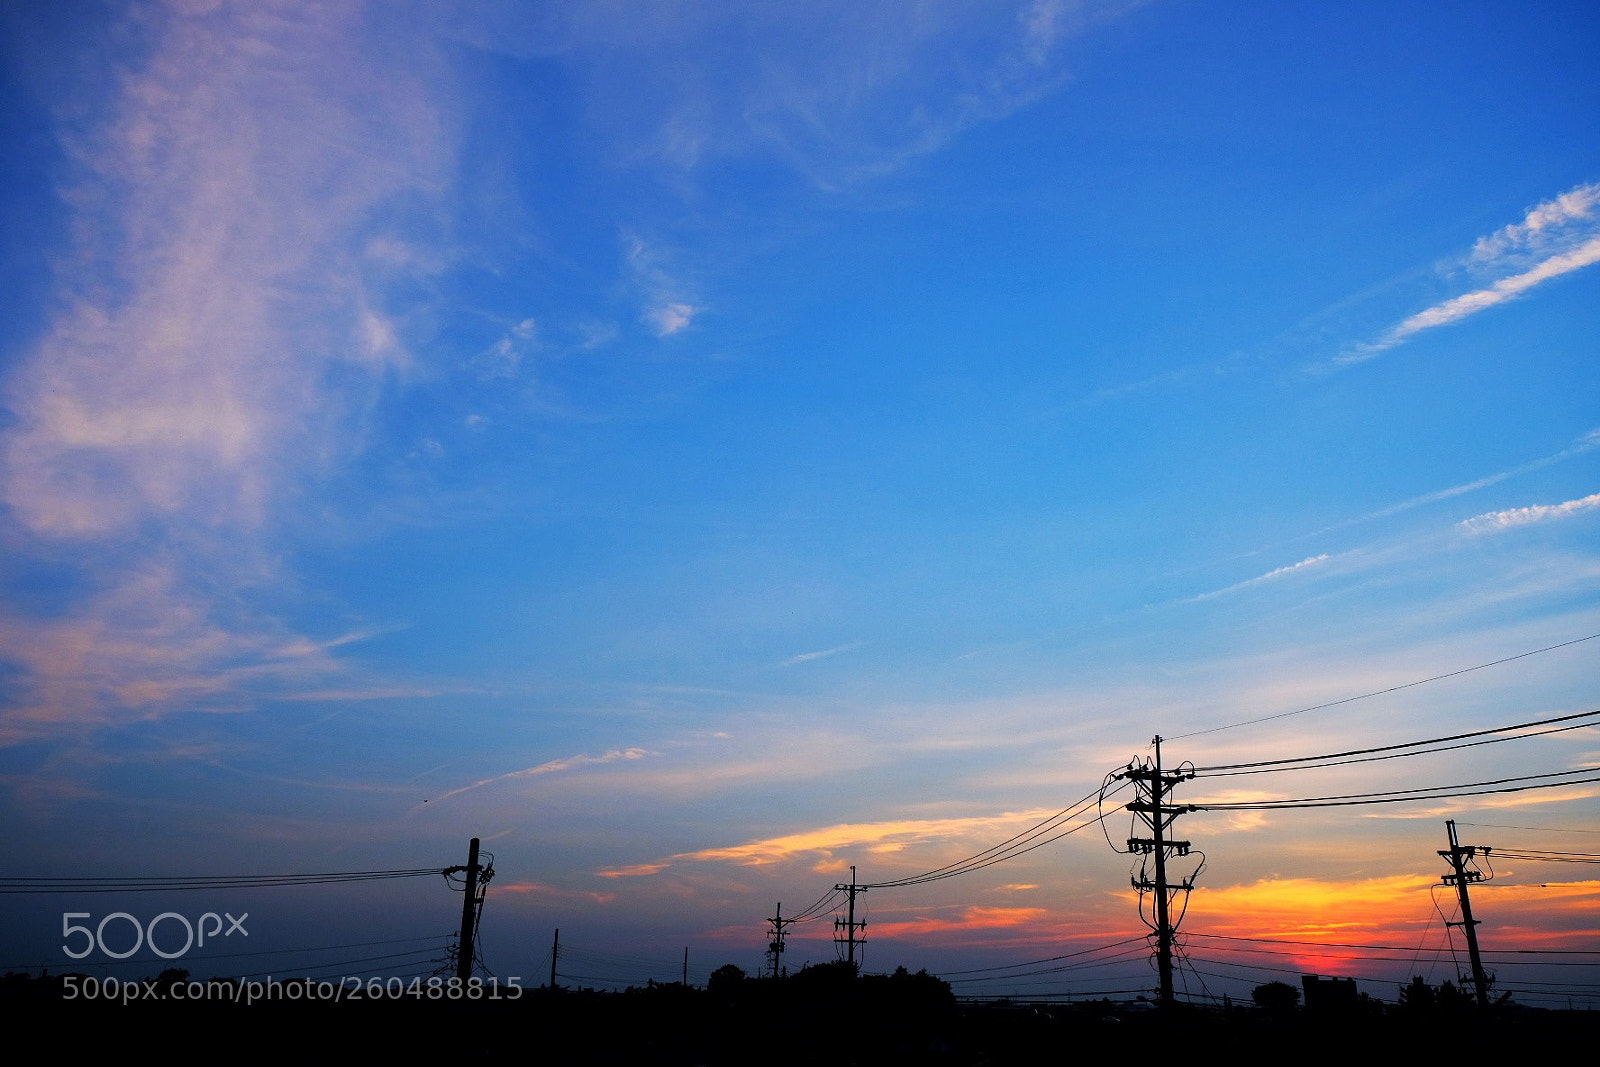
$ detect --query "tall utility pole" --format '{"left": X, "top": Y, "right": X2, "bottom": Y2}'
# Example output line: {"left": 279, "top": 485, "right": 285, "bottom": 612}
{"left": 444, "top": 837, "right": 492, "bottom": 983}
{"left": 833, "top": 865, "right": 866, "bottom": 969}
{"left": 1439, "top": 819, "right": 1493, "bottom": 1007}
{"left": 549, "top": 928, "right": 559, "bottom": 990}
{"left": 766, "top": 903, "right": 794, "bottom": 978}
{"left": 1116, "top": 735, "right": 1197, "bottom": 1007}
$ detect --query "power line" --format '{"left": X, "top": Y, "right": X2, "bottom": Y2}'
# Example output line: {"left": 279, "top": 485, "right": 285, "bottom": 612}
{"left": 1189, "top": 945, "right": 1600, "bottom": 970}
{"left": 784, "top": 886, "right": 844, "bottom": 924}
{"left": 0, "top": 933, "right": 452, "bottom": 974}
{"left": 1169, "top": 631, "right": 1600, "bottom": 740}
{"left": 1490, "top": 848, "right": 1600, "bottom": 864}
{"left": 944, "top": 945, "right": 1154, "bottom": 985}
{"left": 1181, "top": 956, "right": 1600, "bottom": 1005}
{"left": 1192, "top": 709, "right": 1600, "bottom": 775}
{"left": 955, "top": 985, "right": 1162, "bottom": 1002}
{"left": 0, "top": 868, "right": 446, "bottom": 894}
{"left": 765, "top": 787, "right": 1128, "bottom": 969}
{"left": 1195, "top": 720, "right": 1597, "bottom": 779}
{"left": 935, "top": 936, "right": 1149, "bottom": 977}
{"left": 863, "top": 785, "right": 1120, "bottom": 889}
{"left": 1457, "top": 821, "right": 1600, "bottom": 835}
{"left": 1185, "top": 931, "right": 1600, "bottom": 956}
{"left": 1193, "top": 767, "right": 1600, "bottom": 810}
{"left": 274, "top": 947, "right": 448, "bottom": 979}
{"left": 1182, "top": 956, "right": 1392, "bottom": 987}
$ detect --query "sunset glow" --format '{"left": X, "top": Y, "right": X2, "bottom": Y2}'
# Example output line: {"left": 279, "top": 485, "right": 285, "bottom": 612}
{"left": 1, "top": 1, "right": 1596, "bottom": 1006}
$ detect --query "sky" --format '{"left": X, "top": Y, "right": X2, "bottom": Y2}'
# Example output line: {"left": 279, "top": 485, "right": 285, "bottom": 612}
{"left": 1, "top": 0, "right": 1598, "bottom": 1004}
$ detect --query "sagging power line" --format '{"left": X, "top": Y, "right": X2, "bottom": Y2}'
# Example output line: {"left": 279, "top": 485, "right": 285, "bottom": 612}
{"left": 1192, "top": 767, "right": 1600, "bottom": 810}
{"left": 860, "top": 784, "right": 1121, "bottom": 890}
{"left": 0, "top": 868, "right": 448, "bottom": 894}
{"left": 1170, "top": 631, "right": 1600, "bottom": 740}
{"left": 1192, "top": 708, "right": 1600, "bottom": 776}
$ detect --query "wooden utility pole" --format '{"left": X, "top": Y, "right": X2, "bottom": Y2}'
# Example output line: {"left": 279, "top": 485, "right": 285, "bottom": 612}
{"left": 452, "top": 838, "right": 482, "bottom": 983}
{"left": 1440, "top": 819, "right": 1493, "bottom": 1007}
{"left": 549, "top": 928, "right": 559, "bottom": 990}
{"left": 767, "top": 903, "right": 792, "bottom": 978}
{"left": 833, "top": 865, "right": 866, "bottom": 968}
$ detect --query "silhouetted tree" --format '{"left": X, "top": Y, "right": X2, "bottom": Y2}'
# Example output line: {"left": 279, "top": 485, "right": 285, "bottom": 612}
{"left": 788, "top": 959, "right": 858, "bottom": 991}
{"left": 1435, "top": 979, "right": 1469, "bottom": 1010}
{"left": 707, "top": 963, "right": 745, "bottom": 997}
{"left": 1251, "top": 980, "right": 1300, "bottom": 1013}
{"left": 152, "top": 967, "right": 189, "bottom": 988}
{"left": 1398, "top": 975, "right": 1435, "bottom": 1010}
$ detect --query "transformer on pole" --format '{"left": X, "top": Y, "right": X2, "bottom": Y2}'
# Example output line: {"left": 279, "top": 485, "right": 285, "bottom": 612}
{"left": 1439, "top": 819, "right": 1494, "bottom": 1007}
{"left": 833, "top": 866, "right": 866, "bottom": 969}
{"left": 1114, "top": 736, "right": 1199, "bottom": 1006}
{"left": 766, "top": 903, "right": 794, "bottom": 978}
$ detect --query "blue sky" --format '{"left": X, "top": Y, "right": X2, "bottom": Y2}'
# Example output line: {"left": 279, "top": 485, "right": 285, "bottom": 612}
{"left": 1, "top": 1, "right": 1598, "bottom": 998}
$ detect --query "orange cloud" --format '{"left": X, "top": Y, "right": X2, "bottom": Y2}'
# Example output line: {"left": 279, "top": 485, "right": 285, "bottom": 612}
{"left": 1176, "top": 875, "right": 1600, "bottom": 970}
{"left": 1186, "top": 874, "right": 1438, "bottom": 940}
{"left": 871, "top": 906, "right": 1050, "bottom": 939}
{"left": 597, "top": 862, "right": 671, "bottom": 879}
{"left": 1471, "top": 880, "right": 1600, "bottom": 947}
{"left": 595, "top": 808, "right": 1065, "bottom": 877}
{"left": 493, "top": 880, "right": 617, "bottom": 905}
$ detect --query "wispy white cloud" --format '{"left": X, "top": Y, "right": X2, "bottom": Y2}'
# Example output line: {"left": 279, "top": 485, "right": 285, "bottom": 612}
{"left": 2, "top": 5, "right": 449, "bottom": 537}
{"left": 1346, "top": 182, "right": 1600, "bottom": 361}
{"left": 1459, "top": 492, "right": 1600, "bottom": 535}
{"left": 1353, "top": 428, "right": 1600, "bottom": 524}
{"left": 779, "top": 641, "right": 865, "bottom": 667}
{"left": 0, "top": 558, "right": 345, "bottom": 744}
{"left": 0, "top": 3, "right": 457, "bottom": 737}
{"left": 1189, "top": 554, "right": 1331, "bottom": 602}
{"left": 598, "top": 807, "right": 1062, "bottom": 876}
{"left": 1470, "top": 182, "right": 1600, "bottom": 263}
{"left": 428, "top": 748, "right": 653, "bottom": 805}
{"left": 1372, "top": 237, "right": 1600, "bottom": 351}
{"left": 484, "top": 1, "right": 1125, "bottom": 190}
{"left": 573, "top": 319, "right": 620, "bottom": 350}
{"left": 472, "top": 318, "right": 536, "bottom": 379}
{"left": 732, "top": 0, "right": 1110, "bottom": 187}
{"left": 1360, "top": 783, "right": 1600, "bottom": 819}
{"left": 623, "top": 233, "right": 699, "bottom": 336}
{"left": 493, "top": 880, "right": 617, "bottom": 905}
{"left": 1174, "top": 428, "right": 1600, "bottom": 585}
{"left": 647, "top": 302, "right": 697, "bottom": 337}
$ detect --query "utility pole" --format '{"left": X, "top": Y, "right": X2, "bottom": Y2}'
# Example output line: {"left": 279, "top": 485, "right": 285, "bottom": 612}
{"left": 549, "top": 928, "right": 559, "bottom": 990}
{"left": 833, "top": 865, "right": 866, "bottom": 969}
{"left": 1116, "top": 735, "right": 1197, "bottom": 1007}
{"left": 682, "top": 946, "right": 689, "bottom": 986}
{"left": 444, "top": 837, "right": 492, "bottom": 983}
{"left": 1439, "top": 819, "right": 1493, "bottom": 1007}
{"left": 766, "top": 903, "right": 794, "bottom": 978}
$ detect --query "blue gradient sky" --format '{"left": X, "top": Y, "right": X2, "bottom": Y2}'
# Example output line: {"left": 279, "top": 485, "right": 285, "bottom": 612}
{"left": 2, "top": 1, "right": 1597, "bottom": 998}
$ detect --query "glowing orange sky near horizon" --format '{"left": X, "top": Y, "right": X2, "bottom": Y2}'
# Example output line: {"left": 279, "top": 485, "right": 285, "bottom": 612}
{"left": 826, "top": 876, "right": 1600, "bottom": 960}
